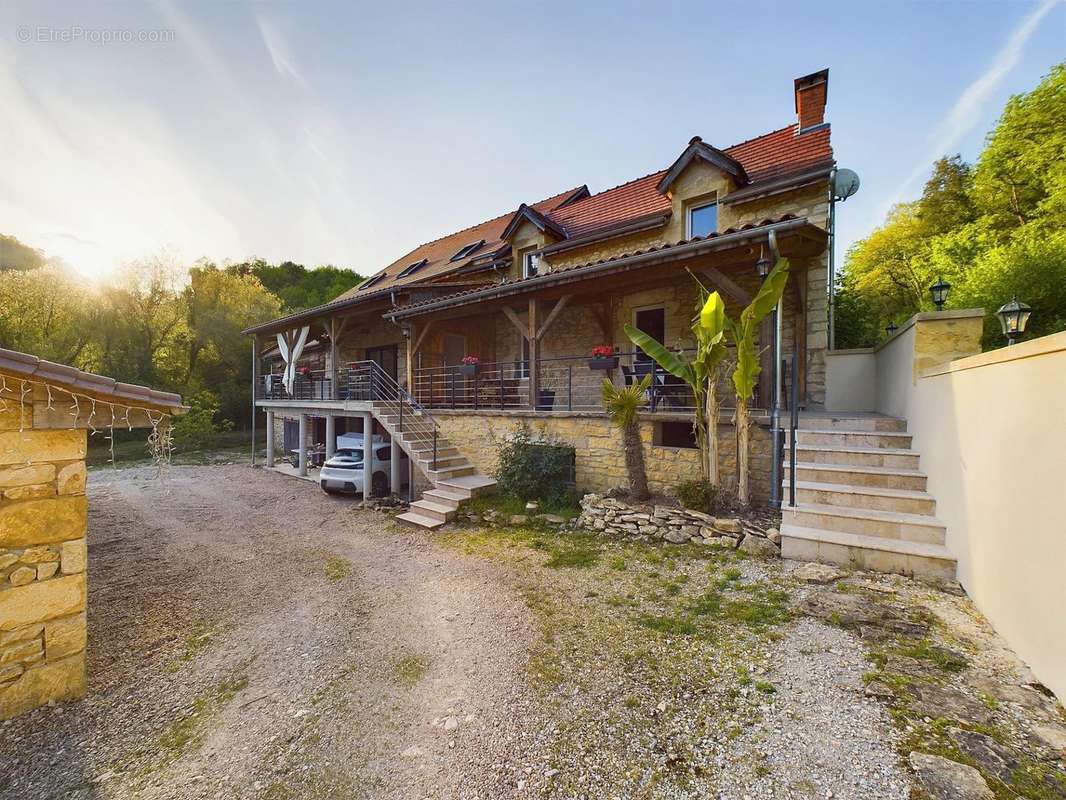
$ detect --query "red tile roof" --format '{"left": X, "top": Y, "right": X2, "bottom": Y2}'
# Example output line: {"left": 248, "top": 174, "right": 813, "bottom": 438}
{"left": 334, "top": 186, "right": 585, "bottom": 301}
{"left": 0, "top": 347, "right": 185, "bottom": 414}
{"left": 259, "top": 122, "right": 832, "bottom": 324}
{"left": 386, "top": 214, "right": 816, "bottom": 320}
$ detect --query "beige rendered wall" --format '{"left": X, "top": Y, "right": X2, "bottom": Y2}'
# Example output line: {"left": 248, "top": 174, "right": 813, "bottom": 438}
{"left": 907, "top": 332, "right": 1066, "bottom": 700}
{"left": 0, "top": 386, "right": 90, "bottom": 719}
{"left": 824, "top": 349, "right": 876, "bottom": 412}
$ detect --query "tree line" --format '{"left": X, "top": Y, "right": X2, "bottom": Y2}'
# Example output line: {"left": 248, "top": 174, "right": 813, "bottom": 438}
{"left": 836, "top": 62, "right": 1065, "bottom": 349}
{"left": 0, "top": 248, "right": 363, "bottom": 444}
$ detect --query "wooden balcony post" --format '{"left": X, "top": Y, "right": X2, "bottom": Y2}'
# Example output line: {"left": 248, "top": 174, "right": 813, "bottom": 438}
{"left": 528, "top": 297, "right": 539, "bottom": 409}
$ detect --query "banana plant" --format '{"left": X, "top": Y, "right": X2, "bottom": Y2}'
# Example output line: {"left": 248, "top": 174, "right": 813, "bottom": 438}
{"left": 726, "top": 256, "right": 790, "bottom": 505}
{"left": 623, "top": 275, "right": 730, "bottom": 485}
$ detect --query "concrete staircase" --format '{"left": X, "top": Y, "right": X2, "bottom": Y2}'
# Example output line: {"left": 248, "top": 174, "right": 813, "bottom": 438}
{"left": 781, "top": 414, "right": 956, "bottom": 579}
{"left": 369, "top": 403, "right": 496, "bottom": 530}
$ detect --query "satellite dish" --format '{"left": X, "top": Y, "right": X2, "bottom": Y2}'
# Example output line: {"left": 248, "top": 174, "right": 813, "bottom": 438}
{"left": 833, "top": 168, "right": 860, "bottom": 201}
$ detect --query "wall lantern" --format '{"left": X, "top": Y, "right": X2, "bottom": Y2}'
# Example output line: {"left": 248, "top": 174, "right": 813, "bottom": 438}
{"left": 755, "top": 249, "right": 771, "bottom": 279}
{"left": 886, "top": 321, "right": 898, "bottom": 335}
{"left": 929, "top": 276, "right": 951, "bottom": 311}
{"left": 995, "top": 296, "right": 1032, "bottom": 346}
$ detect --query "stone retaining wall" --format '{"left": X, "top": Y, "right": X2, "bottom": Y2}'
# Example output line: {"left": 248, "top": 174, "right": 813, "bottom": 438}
{"left": 576, "top": 493, "right": 780, "bottom": 556}
{"left": 433, "top": 410, "right": 772, "bottom": 502}
{"left": 0, "top": 387, "right": 90, "bottom": 719}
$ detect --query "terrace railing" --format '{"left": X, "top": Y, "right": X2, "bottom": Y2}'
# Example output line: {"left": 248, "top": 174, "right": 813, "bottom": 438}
{"left": 411, "top": 350, "right": 775, "bottom": 415}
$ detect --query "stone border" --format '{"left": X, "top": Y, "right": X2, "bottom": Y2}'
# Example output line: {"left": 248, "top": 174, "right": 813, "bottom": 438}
{"left": 576, "top": 494, "right": 780, "bottom": 556}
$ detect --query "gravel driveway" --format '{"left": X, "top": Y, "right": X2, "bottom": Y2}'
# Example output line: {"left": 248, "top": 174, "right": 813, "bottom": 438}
{"left": 2, "top": 464, "right": 1062, "bottom": 800}
{"left": 0, "top": 465, "right": 539, "bottom": 800}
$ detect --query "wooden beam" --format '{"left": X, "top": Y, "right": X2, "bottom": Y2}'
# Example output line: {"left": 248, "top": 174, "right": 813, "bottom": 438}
{"left": 700, "top": 267, "right": 752, "bottom": 306}
{"left": 411, "top": 319, "right": 434, "bottom": 354}
{"left": 535, "top": 295, "right": 572, "bottom": 340}
{"left": 501, "top": 305, "right": 528, "bottom": 339}
{"left": 527, "top": 297, "right": 539, "bottom": 408}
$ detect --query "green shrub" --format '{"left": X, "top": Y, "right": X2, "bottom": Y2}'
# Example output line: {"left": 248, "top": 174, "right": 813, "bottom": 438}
{"left": 675, "top": 479, "right": 719, "bottom": 514}
{"left": 494, "top": 427, "right": 575, "bottom": 503}
{"left": 172, "top": 391, "right": 232, "bottom": 451}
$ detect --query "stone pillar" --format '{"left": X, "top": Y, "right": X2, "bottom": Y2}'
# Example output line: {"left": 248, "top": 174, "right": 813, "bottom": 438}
{"left": 265, "top": 410, "right": 275, "bottom": 467}
{"left": 325, "top": 415, "right": 336, "bottom": 460}
{"left": 298, "top": 413, "right": 308, "bottom": 477}
{"left": 390, "top": 436, "right": 401, "bottom": 497}
{"left": 362, "top": 412, "right": 373, "bottom": 499}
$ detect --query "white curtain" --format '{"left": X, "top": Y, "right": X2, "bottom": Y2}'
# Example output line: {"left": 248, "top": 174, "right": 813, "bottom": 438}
{"left": 277, "top": 326, "right": 310, "bottom": 395}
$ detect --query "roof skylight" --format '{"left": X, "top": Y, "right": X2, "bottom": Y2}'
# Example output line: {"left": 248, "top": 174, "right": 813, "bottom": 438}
{"left": 450, "top": 240, "right": 485, "bottom": 262}
{"left": 396, "top": 258, "right": 428, "bottom": 279}
{"left": 358, "top": 273, "right": 386, "bottom": 291}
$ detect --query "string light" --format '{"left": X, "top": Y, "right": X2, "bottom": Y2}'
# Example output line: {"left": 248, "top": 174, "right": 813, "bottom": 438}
{"left": 0, "top": 372, "right": 175, "bottom": 474}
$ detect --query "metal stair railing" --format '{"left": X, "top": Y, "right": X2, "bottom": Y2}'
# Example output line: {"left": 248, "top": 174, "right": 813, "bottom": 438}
{"left": 347, "top": 360, "right": 443, "bottom": 472}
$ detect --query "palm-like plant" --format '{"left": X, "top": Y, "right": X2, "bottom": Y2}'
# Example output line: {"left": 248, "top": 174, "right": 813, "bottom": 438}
{"left": 623, "top": 278, "right": 729, "bottom": 484}
{"left": 726, "top": 256, "right": 790, "bottom": 506}
{"left": 602, "top": 374, "right": 652, "bottom": 499}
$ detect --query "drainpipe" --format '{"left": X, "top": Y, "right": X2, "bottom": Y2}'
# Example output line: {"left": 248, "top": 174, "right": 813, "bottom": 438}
{"left": 768, "top": 231, "right": 783, "bottom": 509}
{"left": 828, "top": 166, "right": 837, "bottom": 352}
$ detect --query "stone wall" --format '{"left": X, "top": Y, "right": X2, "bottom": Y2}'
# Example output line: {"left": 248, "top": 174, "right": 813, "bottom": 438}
{"left": 433, "top": 410, "right": 773, "bottom": 503}
{"left": 576, "top": 493, "right": 780, "bottom": 556}
{"left": 0, "top": 388, "right": 89, "bottom": 719}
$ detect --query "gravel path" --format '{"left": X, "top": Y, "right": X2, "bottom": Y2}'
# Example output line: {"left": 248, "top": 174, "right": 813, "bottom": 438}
{"left": 8, "top": 464, "right": 1056, "bottom": 799}
{"left": 0, "top": 465, "right": 539, "bottom": 800}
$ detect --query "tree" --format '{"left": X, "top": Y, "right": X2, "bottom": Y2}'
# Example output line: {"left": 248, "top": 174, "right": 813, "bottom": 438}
{"left": 183, "top": 264, "right": 282, "bottom": 428}
{"left": 0, "top": 266, "right": 98, "bottom": 366}
{"left": 602, "top": 374, "right": 652, "bottom": 500}
{"left": 240, "top": 259, "right": 364, "bottom": 312}
{"left": 0, "top": 234, "right": 46, "bottom": 271}
{"left": 624, "top": 277, "right": 730, "bottom": 485}
{"left": 726, "top": 257, "right": 789, "bottom": 506}
{"left": 838, "top": 62, "right": 1066, "bottom": 349}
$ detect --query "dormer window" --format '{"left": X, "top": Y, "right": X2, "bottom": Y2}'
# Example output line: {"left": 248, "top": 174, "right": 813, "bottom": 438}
{"left": 523, "top": 250, "right": 541, "bottom": 278}
{"left": 396, "top": 258, "right": 427, "bottom": 279}
{"left": 358, "top": 273, "right": 385, "bottom": 291}
{"left": 450, "top": 240, "right": 485, "bottom": 262}
{"left": 686, "top": 199, "right": 718, "bottom": 239}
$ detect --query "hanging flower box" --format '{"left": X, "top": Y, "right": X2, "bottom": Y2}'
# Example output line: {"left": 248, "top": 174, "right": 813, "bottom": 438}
{"left": 459, "top": 355, "right": 480, "bottom": 376}
{"left": 587, "top": 345, "right": 618, "bottom": 370}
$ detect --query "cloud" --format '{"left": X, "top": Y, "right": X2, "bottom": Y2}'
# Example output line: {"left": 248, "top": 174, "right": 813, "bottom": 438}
{"left": 889, "top": 0, "right": 1059, "bottom": 207}
{"left": 256, "top": 15, "right": 308, "bottom": 88}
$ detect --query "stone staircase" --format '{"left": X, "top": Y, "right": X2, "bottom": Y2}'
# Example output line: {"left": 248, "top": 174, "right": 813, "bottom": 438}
{"left": 368, "top": 402, "right": 495, "bottom": 530}
{"left": 781, "top": 414, "right": 956, "bottom": 579}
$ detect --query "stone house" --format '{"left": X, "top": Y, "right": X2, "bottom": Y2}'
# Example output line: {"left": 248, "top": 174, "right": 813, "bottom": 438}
{"left": 0, "top": 347, "right": 183, "bottom": 719}
{"left": 246, "top": 69, "right": 836, "bottom": 507}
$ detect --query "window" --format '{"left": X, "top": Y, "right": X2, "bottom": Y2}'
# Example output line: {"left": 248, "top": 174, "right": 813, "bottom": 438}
{"left": 450, "top": 240, "right": 485, "bottom": 262}
{"left": 523, "top": 250, "right": 541, "bottom": 278}
{"left": 654, "top": 421, "right": 698, "bottom": 449}
{"left": 396, "top": 258, "right": 427, "bottom": 279}
{"left": 358, "top": 273, "right": 385, "bottom": 291}
{"left": 686, "top": 200, "right": 718, "bottom": 238}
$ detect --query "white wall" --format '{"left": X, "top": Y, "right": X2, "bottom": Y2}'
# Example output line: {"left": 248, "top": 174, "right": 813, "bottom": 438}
{"left": 824, "top": 350, "right": 876, "bottom": 412}
{"left": 908, "top": 332, "right": 1066, "bottom": 699}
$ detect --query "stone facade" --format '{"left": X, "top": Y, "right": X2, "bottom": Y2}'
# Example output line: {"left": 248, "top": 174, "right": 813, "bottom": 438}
{"left": 433, "top": 409, "right": 772, "bottom": 503}
{"left": 0, "top": 389, "right": 89, "bottom": 719}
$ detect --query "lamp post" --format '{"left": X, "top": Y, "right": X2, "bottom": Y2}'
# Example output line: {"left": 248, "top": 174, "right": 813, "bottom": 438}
{"left": 995, "top": 296, "right": 1032, "bottom": 346}
{"left": 929, "top": 277, "right": 951, "bottom": 311}
{"left": 886, "top": 321, "right": 898, "bottom": 336}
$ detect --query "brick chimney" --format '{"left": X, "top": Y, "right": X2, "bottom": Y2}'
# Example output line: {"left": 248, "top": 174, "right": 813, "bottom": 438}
{"left": 794, "top": 69, "right": 829, "bottom": 131}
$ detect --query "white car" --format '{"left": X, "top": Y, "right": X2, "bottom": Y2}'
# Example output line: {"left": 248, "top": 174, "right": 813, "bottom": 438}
{"left": 319, "top": 440, "right": 407, "bottom": 497}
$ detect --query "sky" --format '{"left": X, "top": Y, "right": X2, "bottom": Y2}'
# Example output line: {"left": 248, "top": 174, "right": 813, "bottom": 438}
{"left": 1, "top": 0, "right": 1063, "bottom": 281}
